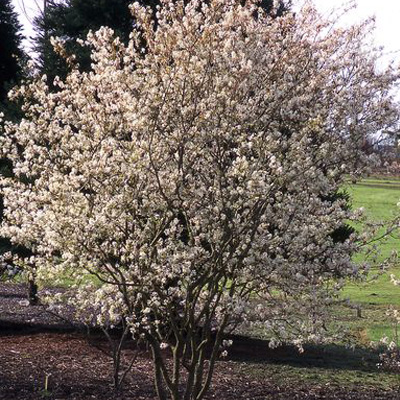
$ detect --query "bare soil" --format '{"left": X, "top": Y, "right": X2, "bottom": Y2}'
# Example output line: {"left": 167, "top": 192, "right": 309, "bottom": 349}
{"left": 1, "top": 283, "right": 399, "bottom": 400}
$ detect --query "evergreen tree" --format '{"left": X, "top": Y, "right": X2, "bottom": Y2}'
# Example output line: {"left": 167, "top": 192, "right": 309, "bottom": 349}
{"left": 34, "top": 0, "right": 143, "bottom": 83}
{"left": 0, "top": 0, "right": 25, "bottom": 234}
{"left": 0, "top": 1, "right": 35, "bottom": 302}
{"left": 0, "top": 0, "right": 25, "bottom": 116}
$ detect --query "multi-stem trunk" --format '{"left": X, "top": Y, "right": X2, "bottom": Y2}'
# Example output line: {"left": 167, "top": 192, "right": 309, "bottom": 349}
{"left": 149, "top": 312, "right": 229, "bottom": 400}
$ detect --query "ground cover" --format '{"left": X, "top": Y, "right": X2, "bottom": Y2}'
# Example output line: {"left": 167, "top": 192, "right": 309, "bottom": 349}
{"left": 1, "top": 284, "right": 399, "bottom": 399}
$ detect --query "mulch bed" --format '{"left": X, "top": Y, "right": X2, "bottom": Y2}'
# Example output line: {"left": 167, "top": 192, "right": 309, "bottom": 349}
{"left": 1, "top": 283, "right": 400, "bottom": 400}
{"left": 0, "top": 283, "right": 80, "bottom": 332}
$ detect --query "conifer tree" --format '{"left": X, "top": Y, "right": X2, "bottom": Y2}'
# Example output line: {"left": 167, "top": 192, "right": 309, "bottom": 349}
{"left": 0, "top": 0, "right": 25, "bottom": 116}
{"left": 0, "top": 0, "right": 36, "bottom": 303}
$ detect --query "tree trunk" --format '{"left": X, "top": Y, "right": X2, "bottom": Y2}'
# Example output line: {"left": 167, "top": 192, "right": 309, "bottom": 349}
{"left": 28, "top": 278, "right": 38, "bottom": 305}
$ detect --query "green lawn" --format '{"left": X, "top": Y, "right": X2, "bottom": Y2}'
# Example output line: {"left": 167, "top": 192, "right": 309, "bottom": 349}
{"left": 346, "top": 178, "right": 399, "bottom": 260}
{"left": 341, "top": 176, "right": 400, "bottom": 342}
{"left": 241, "top": 178, "right": 400, "bottom": 387}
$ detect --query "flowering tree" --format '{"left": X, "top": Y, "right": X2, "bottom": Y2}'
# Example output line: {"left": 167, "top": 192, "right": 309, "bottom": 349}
{"left": 0, "top": 0, "right": 399, "bottom": 399}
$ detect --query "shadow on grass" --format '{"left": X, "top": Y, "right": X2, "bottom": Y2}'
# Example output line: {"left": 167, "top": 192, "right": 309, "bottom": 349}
{"left": 226, "top": 334, "right": 380, "bottom": 373}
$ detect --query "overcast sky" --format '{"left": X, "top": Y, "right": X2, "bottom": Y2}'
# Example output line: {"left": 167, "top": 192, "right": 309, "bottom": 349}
{"left": 11, "top": 0, "right": 400, "bottom": 67}
{"left": 293, "top": 0, "right": 400, "bottom": 67}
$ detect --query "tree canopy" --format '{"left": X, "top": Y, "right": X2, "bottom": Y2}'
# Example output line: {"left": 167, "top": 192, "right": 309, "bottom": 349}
{"left": 33, "top": 0, "right": 290, "bottom": 83}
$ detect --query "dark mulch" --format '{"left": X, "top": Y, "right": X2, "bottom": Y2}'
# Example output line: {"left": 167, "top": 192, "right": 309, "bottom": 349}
{"left": 0, "top": 283, "right": 81, "bottom": 332}
{"left": 1, "top": 283, "right": 399, "bottom": 400}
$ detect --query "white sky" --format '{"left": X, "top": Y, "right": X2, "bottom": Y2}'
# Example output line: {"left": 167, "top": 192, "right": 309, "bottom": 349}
{"left": 11, "top": 0, "right": 42, "bottom": 51}
{"left": 293, "top": 0, "right": 400, "bottom": 67}
{"left": 11, "top": 0, "right": 400, "bottom": 67}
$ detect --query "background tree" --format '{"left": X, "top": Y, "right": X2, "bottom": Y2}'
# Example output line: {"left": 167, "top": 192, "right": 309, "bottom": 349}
{"left": 0, "top": 0, "right": 37, "bottom": 304}
{"left": 0, "top": 0, "right": 23, "bottom": 262}
{"left": 0, "top": 0, "right": 25, "bottom": 118}
{"left": 33, "top": 0, "right": 137, "bottom": 82}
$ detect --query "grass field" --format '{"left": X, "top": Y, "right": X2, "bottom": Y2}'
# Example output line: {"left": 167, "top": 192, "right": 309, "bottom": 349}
{"left": 341, "top": 176, "right": 400, "bottom": 342}
{"left": 244, "top": 175, "right": 400, "bottom": 390}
